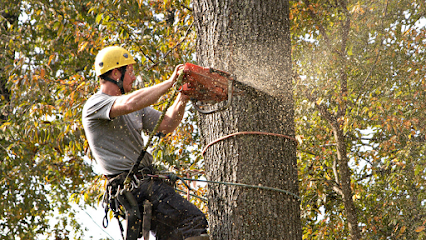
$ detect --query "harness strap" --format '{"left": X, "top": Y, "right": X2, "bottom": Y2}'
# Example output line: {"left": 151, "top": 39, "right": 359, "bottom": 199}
{"left": 142, "top": 200, "right": 152, "bottom": 240}
{"left": 124, "top": 149, "right": 147, "bottom": 186}
{"left": 117, "top": 189, "right": 142, "bottom": 240}
{"left": 103, "top": 163, "right": 156, "bottom": 240}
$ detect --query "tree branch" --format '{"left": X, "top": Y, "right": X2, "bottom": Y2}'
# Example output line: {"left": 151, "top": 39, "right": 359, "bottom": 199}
{"left": 351, "top": 0, "right": 389, "bottom": 114}
{"left": 303, "top": 0, "right": 342, "bottom": 57}
{"left": 332, "top": 156, "right": 340, "bottom": 185}
{"left": 295, "top": 71, "right": 338, "bottom": 126}
{"left": 147, "top": 22, "right": 194, "bottom": 70}
{"left": 181, "top": 4, "right": 193, "bottom": 12}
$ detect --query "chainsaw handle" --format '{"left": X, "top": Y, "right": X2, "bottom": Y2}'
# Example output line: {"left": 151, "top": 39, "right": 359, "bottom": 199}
{"left": 193, "top": 78, "right": 234, "bottom": 114}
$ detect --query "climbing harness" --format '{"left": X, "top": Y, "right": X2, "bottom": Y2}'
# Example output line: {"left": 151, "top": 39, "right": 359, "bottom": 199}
{"left": 102, "top": 165, "right": 179, "bottom": 239}
{"left": 102, "top": 168, "right": 182, "bottom": 240}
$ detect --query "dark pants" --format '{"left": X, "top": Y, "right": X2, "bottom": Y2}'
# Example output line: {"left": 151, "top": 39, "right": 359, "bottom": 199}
{"left": 133, "top": 180, "right": 208, "bottom": 240}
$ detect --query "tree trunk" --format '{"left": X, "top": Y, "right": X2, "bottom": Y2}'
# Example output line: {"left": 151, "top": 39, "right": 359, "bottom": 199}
{"left": 0, "top": 2, "right": 19, "bottom": 122}
{"left": 193, "top": 1, "right": 301, "bottom": 239}
{"left": 333, "top": 125, "right": 360, "bottom": 240}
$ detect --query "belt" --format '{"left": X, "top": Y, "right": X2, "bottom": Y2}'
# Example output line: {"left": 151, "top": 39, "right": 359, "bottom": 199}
{"left": 105, "top": 165, "right": 156, "bottom": 180}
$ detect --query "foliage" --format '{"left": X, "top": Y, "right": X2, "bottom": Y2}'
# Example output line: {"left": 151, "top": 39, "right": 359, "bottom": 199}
{"left": 291, "top": 0, "right": 426, "bottom": 239}
{"left": 2, "top": 0, "right": 426, "bottom": 239}
{"left": 1, "top": 0, "right": 198, "bottom": 239}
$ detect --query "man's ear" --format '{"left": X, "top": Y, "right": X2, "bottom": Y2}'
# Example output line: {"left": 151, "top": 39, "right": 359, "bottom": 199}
{"left": 111, "top": 69, "right": 120, "bottom": 80}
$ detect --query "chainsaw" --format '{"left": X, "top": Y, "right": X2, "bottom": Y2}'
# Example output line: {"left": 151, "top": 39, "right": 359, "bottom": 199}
{"left": 180, "top": 63, "right": 240, "bottom": 114}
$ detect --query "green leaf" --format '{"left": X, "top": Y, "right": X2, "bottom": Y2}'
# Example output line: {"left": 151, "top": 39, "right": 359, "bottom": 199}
{"left": 95, "top": 13, "right": 103, "bottom": 24}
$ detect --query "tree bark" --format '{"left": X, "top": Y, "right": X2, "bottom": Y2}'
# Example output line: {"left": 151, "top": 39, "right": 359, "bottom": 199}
{"left": 332, "top": 125, "right": 361, "bottom": 240}
{"left": 0, "top": 2, "right": 19, "bottom": 122}
{"left": 193, "top": 1, "right": 301, "bottom": 239}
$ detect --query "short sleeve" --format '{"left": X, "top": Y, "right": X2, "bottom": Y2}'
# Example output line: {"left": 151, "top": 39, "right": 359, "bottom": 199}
{"left": 83, "top": 93, "right": 118, "bottom": 121}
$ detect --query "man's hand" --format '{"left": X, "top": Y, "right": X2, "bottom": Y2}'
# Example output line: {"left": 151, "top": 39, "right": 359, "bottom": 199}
{"left": 170, "top": 64, "right": 190, "bottom": 101}
{"left": 168, "top": 64, "right": 184, "bottom": 84}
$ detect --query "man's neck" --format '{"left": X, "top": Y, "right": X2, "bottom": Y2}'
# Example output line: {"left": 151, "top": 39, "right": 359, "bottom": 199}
{"left": 100, "top": 82, "right": 122, "bottom": 96}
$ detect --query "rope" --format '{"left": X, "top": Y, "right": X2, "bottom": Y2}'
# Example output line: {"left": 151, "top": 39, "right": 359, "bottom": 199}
{"left": 143, "top": 72, "right": 185, "bottom": 154}
{"left": 80, "top": 207, "right": 117, "bottom": 240}
{"left": 182, "top": 177, "right": 301, "bottom": 202}
{"left": 148, "top": 173, "right": 301, "bottom": 202}
{"left": 175, "top": 188, "right": 208, "bottom": 202}
{"left": 124, "top": 70, "right": 185, "bottom": 187}
{"left": 119, "top": 70, "right": 301, "bottom": 200}
{"left": 202, "top": 131, "right": 298, "bottom": 155}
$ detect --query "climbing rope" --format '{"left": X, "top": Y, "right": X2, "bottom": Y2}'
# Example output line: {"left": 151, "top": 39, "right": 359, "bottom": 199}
{"left": 121, "top": 69, "right": 301, "bottom": 201}
{"left": 202, "top": 131, "right": 298, "bottom": 155}
{"left": 184, "top": 177, "right": 301, "bottom": 201}
{"left": 123, "top": 69, "right": 185, "bottom": 187}
{"left": 147, "top": 173, "right": 301, "bottom": 202}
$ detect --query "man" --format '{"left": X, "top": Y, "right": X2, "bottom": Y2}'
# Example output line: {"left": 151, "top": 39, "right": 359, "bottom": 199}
{"left": 82, "top": 46, "right": 208, "bottom": 240}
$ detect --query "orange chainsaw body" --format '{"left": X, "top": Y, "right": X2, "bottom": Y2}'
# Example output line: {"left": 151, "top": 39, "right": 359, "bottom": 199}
{"left": 180, "top": 63, "right": 233, "bottom": 102}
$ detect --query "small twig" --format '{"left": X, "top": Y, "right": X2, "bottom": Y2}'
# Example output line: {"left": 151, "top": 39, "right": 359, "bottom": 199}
{"left": 303, "top": 0, "right": 341, "bottom": 56}
{"left": 138, "top": 45, "right": 156, "bottom": 65}
{"left": 147, "top": 22, "right": 194, "bottom": 70}
{"left": 181, "top": 4, "right": 193, "bottom": 12}
{"left": 351, "top": 0, "right": 389, "bottom": 113}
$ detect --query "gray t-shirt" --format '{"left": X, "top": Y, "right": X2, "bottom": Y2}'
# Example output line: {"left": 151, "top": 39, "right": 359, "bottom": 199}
{"left": 82, "top": 92, "right": 161, "bottom": 175}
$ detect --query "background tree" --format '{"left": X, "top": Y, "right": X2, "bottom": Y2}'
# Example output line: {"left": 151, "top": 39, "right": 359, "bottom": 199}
{"left": 291, "top": 0, "right": 426, "bottom": 239}
{"left": 193, "top": 0, "right": 301, "bottom": 239}
{"left": 1, "top": 0, "right": 198, "bottom": 239}
{"left": 2, "top": 0, "right": 426, "bottom": 239}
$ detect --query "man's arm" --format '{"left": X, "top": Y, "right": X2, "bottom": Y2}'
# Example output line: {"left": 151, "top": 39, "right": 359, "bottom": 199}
{"left": 158, "top": 93, "right": 190, "bottom": 135}
{"left": 110, "top": 80, "right": 173, "bottom": 119}
{"left": 109, "top": 65, "right": 182, "bottom": 119}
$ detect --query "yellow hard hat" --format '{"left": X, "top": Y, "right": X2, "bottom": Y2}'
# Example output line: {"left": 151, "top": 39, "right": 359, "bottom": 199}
{"left": 95, "top": 46, "right": 136, "bottom": 76}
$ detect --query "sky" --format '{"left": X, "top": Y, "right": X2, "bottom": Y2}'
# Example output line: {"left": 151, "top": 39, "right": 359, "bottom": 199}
{"left": 74, "top": 160, "right": 157, "bottom": 240}
{"left": 77, "top": 205, "right": 122, "bottom": 240}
